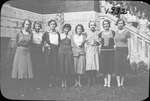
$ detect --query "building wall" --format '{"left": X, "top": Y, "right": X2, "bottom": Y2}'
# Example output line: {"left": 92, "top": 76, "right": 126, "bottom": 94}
{"left": 1, "top": 3, "right": 150, "bottom": 69}
{"left": 1, "top": 4, "right": 42, "bottom": 39}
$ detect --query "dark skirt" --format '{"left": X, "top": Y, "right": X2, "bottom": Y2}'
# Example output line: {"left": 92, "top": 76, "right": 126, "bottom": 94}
{"left": 43, "top": 44, "right": 58, "bottom": 77}
{"left": 100, "top": 48, "right": 114, "bottom": 74}
{"left": 58, "top": 52, "right": 74, "bottom": 79}
{"left": 114, "top": 47, "right": 130, "bottom": 76}
{"left": 30, "top": 44, "right": 43, "bottom": 79}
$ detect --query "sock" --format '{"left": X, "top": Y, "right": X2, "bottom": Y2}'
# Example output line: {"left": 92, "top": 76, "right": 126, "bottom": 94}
{"left": 120, "top": 76, "right": 124, "bottom": 86}
{"left": 116, "top": 76, "right": 121, "bottom": 87}
{"left": 104, "top": 77, "right": 107, "bottom": 86}
{"left": 107, "top": 74, "right": 111, "bottom": 87}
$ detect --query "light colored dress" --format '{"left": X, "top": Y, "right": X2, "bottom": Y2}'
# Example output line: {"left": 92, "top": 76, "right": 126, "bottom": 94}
{"left": 71, "top": 33, "right": 86, "bottom": 74}
{"left": 32, "top": 30, "right": 43, "bottom": 44}
{"left": 85, "top": 30, "right": 100, "bottom": 71}
{"left": 12, "top": 30, "right": 33, "bottom": 79}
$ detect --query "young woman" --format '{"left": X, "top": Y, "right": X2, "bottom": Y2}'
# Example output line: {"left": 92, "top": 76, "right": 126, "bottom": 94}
{"left": 71, "top": 24, "right": 86, "bottom": 88}
{"left": 12, "top": 19, "right": 33, "bottom": 79}
{"left": 99, "top": 19, "right": 115, "bottom": 88}
{"left": 42, "top": 20, "right": 60, "bottom": 88}
{"left": 85, "top": 21, "right": 100, "bottom": 87}
{"left": 115, "top": 19, "right": 131, "bottom": 88}
{"left": 58, "top": 24, "right": 74, "bottom": 88}
{"left": 31, "top": 21, "right": 43, "bottom": 89}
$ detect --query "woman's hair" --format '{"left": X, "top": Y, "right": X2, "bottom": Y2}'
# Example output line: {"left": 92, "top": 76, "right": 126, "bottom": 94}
{"left": 22, "top": 19, "right": 32, "bottom": 28}
{"left": 103, "top": 19, "right": 111, "bottom": 27}
{"left": 48, "top": 19, "right": 57, "bottom": 27}
{"left": 75, "top": 24, "right": 84, "bottom": 33}
{"left": 115, "top": 18, "right": 126, "bottom": 26}
{"left": 88, "top": 20, "right": 96, "bottom": 28}
{"left": 33, "top": 21, "right": 42, "bottom": 29}
{"left": 63, "top": 24, "right": 71, "bottom": 31}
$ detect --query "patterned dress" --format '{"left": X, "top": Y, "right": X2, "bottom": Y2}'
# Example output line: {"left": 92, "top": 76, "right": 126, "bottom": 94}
{"left": 12, "top": 30, "right": 33, "bottom": 79}
{"left": 85, "top": 30, "right": 100, "bottom": 71}
{"left": 71, "top": 33, "right": 86, "bottom": 74}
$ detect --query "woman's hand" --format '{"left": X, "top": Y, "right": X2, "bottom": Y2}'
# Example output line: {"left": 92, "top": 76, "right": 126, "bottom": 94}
{"left": 127, "top": 55, "right": 130, "bottom": 60}
{"left": 42, "top": 46, "right": 45, "bottom": 53}
{"left": 45, "top": 43, "right": 50, "bottom": 47}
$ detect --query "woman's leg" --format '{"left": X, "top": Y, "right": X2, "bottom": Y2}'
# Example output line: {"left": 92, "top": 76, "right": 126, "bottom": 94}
{"left": 91, "top": 70, "right": 97, "bottom": 86}
{"left": 85, "top": 71, "right": 91, "bottom": 87}
{"left": 116, "top": 75, "right": 121, "bottom": 87}
{"left": 78, "top": 74, "right": 82, "bottom": 87}
{"left": 107, "top": 74, "right": 111, "bottom": 87}
{"left": 120, "top": 76, "right": 124, "bottom": 87}
{"left": 73, "top": 57, "right": 78, "bottom": 87}
{"left": 104, "top": 75, "right": 108, "bottom": 87}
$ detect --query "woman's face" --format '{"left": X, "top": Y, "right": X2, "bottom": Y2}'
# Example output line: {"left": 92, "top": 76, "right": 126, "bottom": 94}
{"left": 89, "top": 22, "right": 96, "bottom": 31}
{"left": 49, "top": 21, "right": 56, "bottom": 30}
{"left": 24, "top": 20, "right": 31, "bottom": 30}
{"left": 35, "top": 23, "right": 41, "bottom": 31}
{"left": 142, "top": 12, "right": 146, "bottom": 18}
{"left": 77, "top": 26, "right": 83, "bottom": 34}
{"left": 63, "top": 27, "right": 70, "bottom": 34}
{"left": 117, "top": 20, "right": 124, "bottom": 30}
{"left": 103, "top": 21, "right": 110, "bottom": 30}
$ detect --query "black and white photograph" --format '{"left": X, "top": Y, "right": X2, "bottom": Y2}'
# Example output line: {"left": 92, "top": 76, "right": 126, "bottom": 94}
{"left": 0, "top": 0, "right": 150, "bottom": 101}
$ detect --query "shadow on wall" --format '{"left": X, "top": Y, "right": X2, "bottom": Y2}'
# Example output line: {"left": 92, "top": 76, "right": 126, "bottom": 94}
{"left": 0, "top": 37, "right": 11, "bottom": 67}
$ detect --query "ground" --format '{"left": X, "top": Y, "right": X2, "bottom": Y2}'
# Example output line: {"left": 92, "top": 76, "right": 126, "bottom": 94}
{"left": 0, "top": 62, "right": 149, "bottom": 101}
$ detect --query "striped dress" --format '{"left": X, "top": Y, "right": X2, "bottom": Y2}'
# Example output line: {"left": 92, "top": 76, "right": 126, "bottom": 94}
{"left": 85, "top": 30, "right": 100, "bottom": 71}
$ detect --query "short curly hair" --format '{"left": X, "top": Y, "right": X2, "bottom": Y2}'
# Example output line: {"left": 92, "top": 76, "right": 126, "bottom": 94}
{"left": 63, "top": 24, "right": 71, "bottom": 31}
{"left": 75, "top": 24, "right": 84, "bottom": 33}
{"left": 102, "top": 19, "right": 111, "bottom": 27}
{"left": 115, "top": 18, "right": 126, "bottom": 26}
{"left": 88, "top": 20, "right": 96, "bottom": 28}
{"left": 33, "top": 21, "right": 42, "bottom": 29}
{"left": 48, "top": 19, "right": 57, "bottom": 27}
{"left": 22, "top": 19, "right": 32, "bottom": 28}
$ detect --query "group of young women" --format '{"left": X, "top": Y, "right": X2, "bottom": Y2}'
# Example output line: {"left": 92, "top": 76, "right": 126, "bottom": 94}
{"left": 11, "top": 18, "right": 131, "bottom": 89}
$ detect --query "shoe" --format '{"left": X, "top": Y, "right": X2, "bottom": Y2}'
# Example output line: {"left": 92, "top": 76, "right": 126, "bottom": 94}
{"left": 120, "top": 85, "right": 125, "bottom": 89}
{"left": 36, "top": 88, "right": 40, "bottom": 90}
{"left": 49, "top": 83, "right": 53, "bottom": 87}
{"left": 73, "top": 81, "right": 79, "bottom": 88}
{"left": 117, "top": 85, "right": 121, "bottom": 88}
{"left": 20, "top": 94, "right": 25, "bottom": 97}
{"left": 107, "top": 84, "right": 111, "bottom": 88}
{"left": 104, "top": 84, "right": 107, "bottom": 87}
{"left": 78, "top": 83, "right": 82, "bottom": 88}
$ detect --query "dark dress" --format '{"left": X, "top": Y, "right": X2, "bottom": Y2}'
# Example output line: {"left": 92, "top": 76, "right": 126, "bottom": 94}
{"left": 114, "top": 29, "right": 130, "bottom": 76}
{"left": 99, "top": 30, "right": 115, "bottom": 75}
{"left": 58, "top": 35, "right": 74, "bottom": 79}
{"left": 30, "top": 31, "right": 43, "bottom": 86}
{"left": 42, "top": 31, "right": 60, "bottom": 85}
